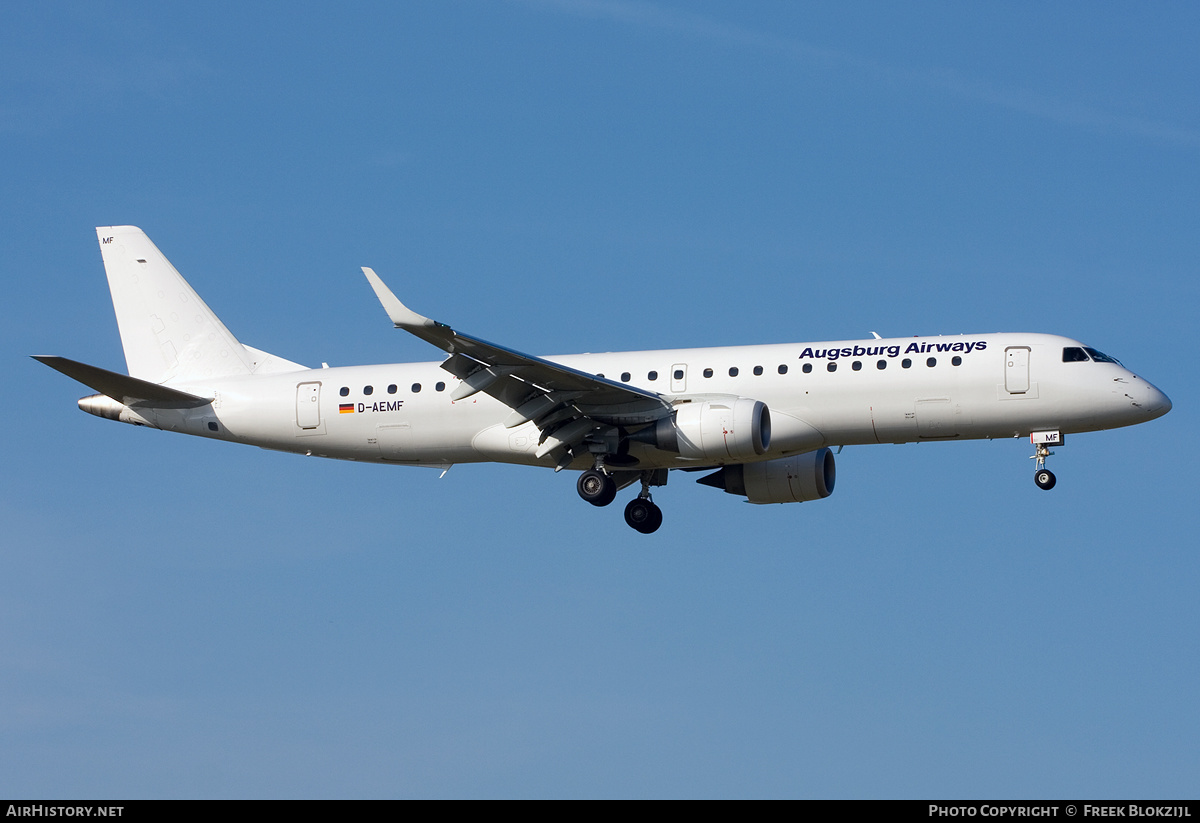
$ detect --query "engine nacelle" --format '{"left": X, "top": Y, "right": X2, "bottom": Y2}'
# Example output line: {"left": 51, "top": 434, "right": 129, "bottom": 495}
{"left": 641, "top": 398, "right": 771, "bottom": 461}
{"left": 698, "top": 448, "right": 836, "bottom": 504}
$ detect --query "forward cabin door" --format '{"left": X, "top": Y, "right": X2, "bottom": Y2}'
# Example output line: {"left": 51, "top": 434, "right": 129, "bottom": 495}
{"left": 1005, "top": 347, "right": 1030, "bottom": 394}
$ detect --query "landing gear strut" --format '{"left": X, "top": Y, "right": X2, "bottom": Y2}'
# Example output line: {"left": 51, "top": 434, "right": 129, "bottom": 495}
{"left": 1029, "top": 432, "right": 1059, "bottom": 490}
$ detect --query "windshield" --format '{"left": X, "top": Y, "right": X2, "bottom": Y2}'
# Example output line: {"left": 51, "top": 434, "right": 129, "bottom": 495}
{"left": 1084, "top": 347, "right": 1123, "bottom": 366}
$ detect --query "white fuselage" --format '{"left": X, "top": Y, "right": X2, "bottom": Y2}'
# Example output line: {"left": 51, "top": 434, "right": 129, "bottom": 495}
{"left": 142, "top": 331, "right": 1170, "bottom": 471}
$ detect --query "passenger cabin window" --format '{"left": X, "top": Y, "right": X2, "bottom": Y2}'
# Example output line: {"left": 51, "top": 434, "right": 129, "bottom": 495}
{"left": 703, "top": 368, "right": 713, "bottom": 378}
{"left": 927, "top": 357, "right": 937, "bottom": 367}
{"left": 411, "top": 383, "right": 421, "bottom": 393}
{"left": 729, "top": 367, "right": 739, "bottom": 377}
{"left": 339, "top": 387, "right": 350, "bottom": 397}
{"left": 827, "top": 362, "right": 837, "bottom": 372}
{"left": 778, "top": 364, "right": 788, "bottom": 375}
{"left": 753, "top": 366, "right": 763, "bottom": 376}
{"left": 802, "top": 363, "right": 812, "bottom": 374}
{"left": 902, "top": 359, "right": 912, "bottom": 369}
{"left": 673, "top": 369, "right": 684, "bottom": 380}
{"left": 877, "top": 360, "right": 887, "bottom": 370}
{"left": 647, "top": 371, "right": 658, "bottom": 381}
{"left": 621, "top": 372, "right": 631, "bottom": 382}
{"left": 387, "top": 384, "right": 397, "bottom": 394}
{"left": 952, "top": 356, "right": 962, "bottom": 366}
{"left": 435, "top": 382, "right": 445, "bottom": 392}
{"left": 1062, "top": 347, "right": 1090, "bottom": 362}
{"left": 852, "top": 361, "right": 862, "bottom": 371}
{"left": 364, "top": 385, "right": 373, "bottom": 395}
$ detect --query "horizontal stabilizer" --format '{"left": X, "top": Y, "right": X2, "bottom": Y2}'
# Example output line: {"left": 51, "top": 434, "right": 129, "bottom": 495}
{"left": 32, "top": 356, "right": 211, "bottom": 408}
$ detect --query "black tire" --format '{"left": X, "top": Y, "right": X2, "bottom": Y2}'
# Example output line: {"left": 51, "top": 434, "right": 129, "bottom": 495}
{"left": 578, "top": 469, "right": 617, "bottom": 507}
{"left": 644, "top": 503, "right": 663, "bottom": 533}
{"left": 1034, "top": 469, "right": 1057, "bottom": 490}
{"left": 624, "top": 498, "right": 663, "bottom": 533}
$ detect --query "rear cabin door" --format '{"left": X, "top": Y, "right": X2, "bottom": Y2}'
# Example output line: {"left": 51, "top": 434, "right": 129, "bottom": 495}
{"left": 296, "top": 382, "right": 321, "bottom": 429}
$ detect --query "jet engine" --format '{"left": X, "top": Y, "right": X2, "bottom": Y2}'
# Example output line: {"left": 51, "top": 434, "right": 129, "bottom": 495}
{"left": 633, "top": 398, "right": 770, "bottom": 461}
{"left": 698, "top": 448, "right": 836, "bottom": 504}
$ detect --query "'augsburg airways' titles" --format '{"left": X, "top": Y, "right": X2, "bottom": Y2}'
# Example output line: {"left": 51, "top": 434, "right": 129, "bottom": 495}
{"left": 798, "top": 340, "right": 989, "bottom": 361}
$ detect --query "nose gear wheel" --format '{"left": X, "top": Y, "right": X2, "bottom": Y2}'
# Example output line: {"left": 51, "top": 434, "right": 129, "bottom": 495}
{"left": 1034, "top": 468, "right": 1056, "bottom": 490}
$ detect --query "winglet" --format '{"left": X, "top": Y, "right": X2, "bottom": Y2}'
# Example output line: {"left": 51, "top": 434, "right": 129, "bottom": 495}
{"left": 362, "top": 267, "right": 435, "bottom": 330}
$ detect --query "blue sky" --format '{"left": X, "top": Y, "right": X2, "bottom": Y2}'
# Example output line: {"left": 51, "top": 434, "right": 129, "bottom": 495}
{"left": 3, "top": 1, "right": 1198, "bottom": 798}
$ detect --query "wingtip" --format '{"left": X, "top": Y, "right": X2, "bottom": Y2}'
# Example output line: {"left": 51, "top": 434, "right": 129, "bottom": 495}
{"left": 361, "top": 266, "right": 434, "bottom": 329}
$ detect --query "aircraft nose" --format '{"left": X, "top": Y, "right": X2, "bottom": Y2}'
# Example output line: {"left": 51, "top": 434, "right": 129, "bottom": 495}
{"left": 1139, "top": 380, "right": 1172, "bottom": 419}
{"left": 1149, "top": 385, "right": 1171, "bottom": 416}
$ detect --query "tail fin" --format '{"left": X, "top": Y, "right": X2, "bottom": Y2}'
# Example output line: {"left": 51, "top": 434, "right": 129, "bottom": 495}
{"left": 96, "top": 226, "right": 302, "bottom": 382}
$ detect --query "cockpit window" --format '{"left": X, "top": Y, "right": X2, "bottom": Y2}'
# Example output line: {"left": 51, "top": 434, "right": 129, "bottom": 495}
{"left": 1084, "top": 347, "right": 1122, "bottom": 366}
{"left": 1062, "top": 347, "right": 1090, "bottom": 362}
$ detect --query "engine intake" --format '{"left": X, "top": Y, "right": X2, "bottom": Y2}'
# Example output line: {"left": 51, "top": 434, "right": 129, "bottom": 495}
{"left": 698, "top": 448, "right": 836, "bottom": 504}
{"left": 635, "top": 398, "right": 770, "bottom": 461}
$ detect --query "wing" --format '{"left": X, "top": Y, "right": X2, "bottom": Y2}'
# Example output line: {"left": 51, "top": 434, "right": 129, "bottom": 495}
{"left": 362, "top": 268, "right": 671, "bottom": 467}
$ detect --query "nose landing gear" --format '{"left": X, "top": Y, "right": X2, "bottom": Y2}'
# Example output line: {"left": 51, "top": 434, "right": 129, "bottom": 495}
{"left": 1029, "top": 431, "right": 1061, "bottom": 490}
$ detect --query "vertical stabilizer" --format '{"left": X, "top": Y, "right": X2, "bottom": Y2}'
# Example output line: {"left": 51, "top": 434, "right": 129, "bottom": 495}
{"left": 97, "top": 226, "right": 256, "bottom": 383}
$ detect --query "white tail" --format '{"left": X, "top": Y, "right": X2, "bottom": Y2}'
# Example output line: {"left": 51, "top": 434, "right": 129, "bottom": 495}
{"left": 96, "top": 226, "right": 302, "bottom": 383}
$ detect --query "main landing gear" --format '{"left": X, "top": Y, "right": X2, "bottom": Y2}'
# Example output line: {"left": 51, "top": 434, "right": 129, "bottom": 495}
{"left": 1029, "top": 431, "right": 1060, "bottom": 491}
{"left": 577, "top": 468, "right": 617, "bottom": 507}
{"left": 624, "top": 495, "right": 663, "bottom": 534}
{"left": 576, "top": 468, "right": 664, "bottom": 533}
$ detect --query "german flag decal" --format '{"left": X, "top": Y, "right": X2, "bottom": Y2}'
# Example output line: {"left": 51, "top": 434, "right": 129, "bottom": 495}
{"left": 339, "top": 404, "right": 355, "bottom": 414}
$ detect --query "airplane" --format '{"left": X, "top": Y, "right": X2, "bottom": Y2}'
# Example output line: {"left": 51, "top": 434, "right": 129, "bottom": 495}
{"left": 35, "top": 226, "right": 1172, "bottom": 533}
